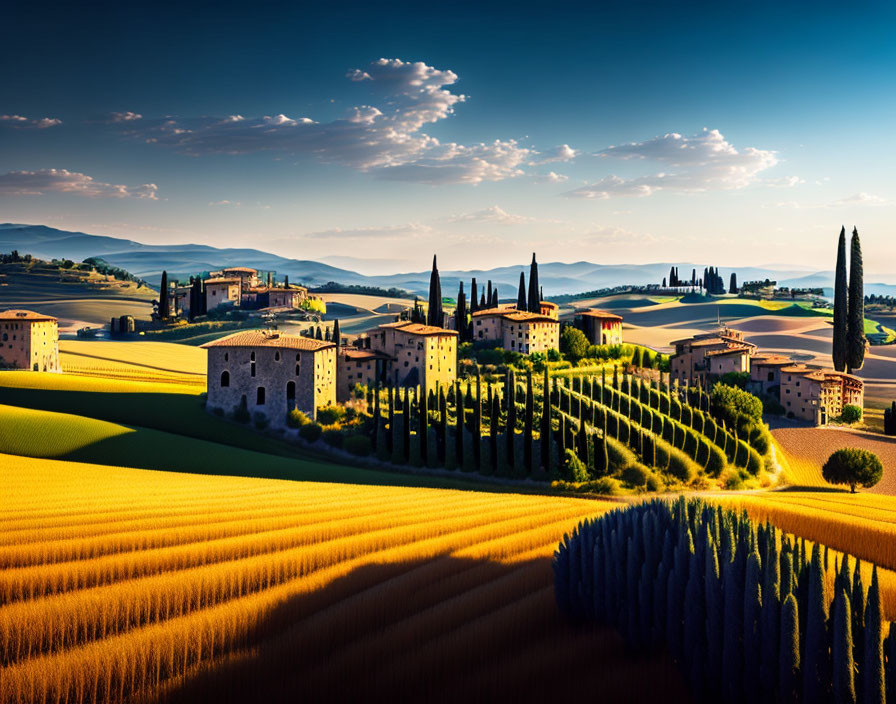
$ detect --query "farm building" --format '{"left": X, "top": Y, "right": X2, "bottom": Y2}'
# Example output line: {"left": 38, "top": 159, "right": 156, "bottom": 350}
{"left": 368, "top": 321, "right": 458, "bottom": 392}
{"left": 470, "top": 305, "right": 560, "bottom": 355}
{"left": 779, "top": 365, "right": 864, "bottom": 425}
{"left": 748, "top": 354, "right": 793, "bottom": 395}
{"left": 576, "top": 309, "right": 624, "bottom": 346}
{"left": 0, "top": 309, "right": 60, "bottom": 372}
{"left": 200, "top": 265, "right": 316, "bottom": 313}
{"left": 669, "top": 327, "right": 756, "bottom": 384}
{"left": 202, "top": 330, "right": 336, "bottom": 424}
{"left": 336, "top": 347, "right": 393, "bottom": 401}
{"left": 204, "top": 278, "right": 242, "bottom": 311}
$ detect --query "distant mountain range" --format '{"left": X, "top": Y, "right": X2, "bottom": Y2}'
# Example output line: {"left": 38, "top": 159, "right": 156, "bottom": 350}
{"left": 3, "top": 223, "right": 895, "bottom": 299}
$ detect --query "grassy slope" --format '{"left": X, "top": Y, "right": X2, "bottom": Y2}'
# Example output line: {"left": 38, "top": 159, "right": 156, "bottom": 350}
{"left": 58, "top": 339, "right": 207, "bottom": 376}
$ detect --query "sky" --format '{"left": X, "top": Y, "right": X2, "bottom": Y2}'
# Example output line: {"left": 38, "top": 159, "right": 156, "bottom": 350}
{"left": 2, "top": 0, "right": 896, "bottom": 274}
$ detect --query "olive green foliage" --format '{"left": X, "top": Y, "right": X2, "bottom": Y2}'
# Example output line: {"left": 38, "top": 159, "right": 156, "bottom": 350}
{"left": 563, "top": 448, "right": 590, "bottom": 482}
{"left": 316, "top": 405, "right": 347, "bottom": 426}
{"left": 298, "top": 422, "right": 323, "bottom": 442}
{"left": 717, "top": 371, "right": 751, "bottom": 389}
{"left": 711, "top": 384, "right": 763, "bottom": 427}
{"left": 560, "top": 325, "right": 590, "bottom": 361}
{"left": 620, "top": 462, "right": 650, "bottom": 487}
{"left": 822, "top": 448, "right": 884, "bottom": 492}
{"left": 286, "top": 408, "right": 312, "bottom": 428}
{"left": 840, "top": 404, "right": 863, "bottom": 424}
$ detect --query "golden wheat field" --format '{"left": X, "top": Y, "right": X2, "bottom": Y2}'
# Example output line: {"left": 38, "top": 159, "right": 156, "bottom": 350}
{"left": 0, "top": 453, "right": 691, "bottom": 704}
{"left": 58, "top": 341, "right": 206, "bottom": 387}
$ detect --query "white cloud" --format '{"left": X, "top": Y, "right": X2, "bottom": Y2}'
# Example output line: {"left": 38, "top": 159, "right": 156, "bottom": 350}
{"left": 565, "top": 128, "right": 778, "bottom": 199}
{"left": 121, "top": 58, "right": 531, "bottom": 185}
{"left": 107, "top": 111, "right": 143, "bottom": 123}
{"left": 442, "top": 205, "right": 534, "bottom": 225}
{"left": 209, "top": 199, "right": 240, "bottom": 206}
{"left": 831, "top": 192, "right": 887, "bottom": 207}
{"left": 533, "top": 171, "right": 569, "bottom": 183}
{"left": 0, "top": 169, "right": 158, "bottom": 199}
{"left": 532, "top": 144, "right": 578, "bottom": 164}
{"left": 1, "top": 114, "right": 62, "bottom": 129}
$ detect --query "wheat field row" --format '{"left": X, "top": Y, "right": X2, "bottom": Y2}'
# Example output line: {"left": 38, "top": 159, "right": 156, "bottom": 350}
{"left": 0, "top": 453, "right": 693, "bottom": 704}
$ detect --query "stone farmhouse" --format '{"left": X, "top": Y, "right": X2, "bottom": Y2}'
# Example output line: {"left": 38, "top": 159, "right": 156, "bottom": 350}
{"left": 336, "top": 347, "right": 393, "bottom": 402}
{"left": 470, "top": 302, "right": 560, "bottom": 355}
{"left": 367, "top": 321, "right": 458, "bottom": 392}
{"left": 0, "top": 309, "right": 60, "bottom": 372}
{"left": 670, "top": 326, "right": 864, "bottom": 426}
{"left": 194, "top": 266, "right": 316, "bottom": 314}
{"left": 203, "top": 330, "right": 336, "bottom": 425}
{"left": 575, "top": 309, "right": 624, "bottom": 346}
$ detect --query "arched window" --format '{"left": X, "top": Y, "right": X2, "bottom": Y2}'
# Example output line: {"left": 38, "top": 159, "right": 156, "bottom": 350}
{"left": 221, "top": 370, "right": 230, "bottom": 387}
{"left": 224, "top": 352, "right": 229, "bottom": 362}
{"left": 257, "top": 387, "right": 266, "bottom": 405}
{"left": 275, "top": 351, "right": 281, "bottom": 362}
{"left": 286, "top": 381, "right": 296, "bottom": 409}
{"left": 250, "top": 351, "right": 256, "bottom": 361}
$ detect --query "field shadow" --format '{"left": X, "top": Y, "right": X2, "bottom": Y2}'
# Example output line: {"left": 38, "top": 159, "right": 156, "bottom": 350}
{"left": 159, "top": 554, "right": 692, "bottom": 704}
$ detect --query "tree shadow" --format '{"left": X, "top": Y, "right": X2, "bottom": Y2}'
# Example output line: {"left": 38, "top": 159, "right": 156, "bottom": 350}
{"left": 160, "top": 555, "right": 692, "bottom": 704}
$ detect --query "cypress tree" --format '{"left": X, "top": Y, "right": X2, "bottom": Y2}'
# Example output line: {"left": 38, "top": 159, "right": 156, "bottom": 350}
{"left": 158, "top": 270, "right": 169, "bottom": 319}
{"left": 402, "top": 386, "right": 411, "bottom": 462}
{"left": 387, "top": 386, "right": 395, "bottom": 454}
{"left": 884, "top": 623, "right": 896, "bottom": 704}
{"left": 684, "top": 539, "right": 708, "bottom": 698}
{"left": 486, "top": 280, "right": 492, "bottom": 309}
{"left": 470, "top": 277, "right": 478, "bottom": 314}
{"left": 524, "top": 370, "right": 534, "bottom": 474}
{"left": 528, "top": 252, "right": 540, "bottom": 313}
{"left": 834, "top": 226, "right": 849, "bottom": 371}
{"left": 517, "top": 271, "right": 527, "bottom": 311}
{"left": 473, "top": 372, "right": 482, "bottom": 470}
{"left": 454, "top": 382, "right": 464, "bottom": 470}
{"left": 438, "top": 387, "right": 448, "bottom": 463}
{"left": 332, "top": 319, "right": 341, "bottom": 347}
{"left": 833, "top": 586, "right": 856, "bottom": 704}
{"left": 722, "top": 549, "right": 745, "bottom": 702}
{"left": 455, "top": 282, "right": 467, "bottom": 340}
{"left": 863, "top": 566, "right": 885, "bottom": 704}
{"left": 505, "top": 370, "right": 516, "bottom": 473}
{"left": 743, "top": 550, "right": 763, "bottom": 703}
{"left": 490, "top": 392, "right": 500, "bottom": 474}
{"left": 540, "top": 367, "right": 552, "bottom": 473}
{"left": 847, "top": 227, "right": 866, "bottom": 372}
{"left": 779, "top": 593, "right": 800, "bottom": 703}
{"left": 729, "top": 272, "right": 738, "bottom": 294}
{"left": 803, "top": 546, "right": 828, "bottom": 703}
{"left": 705, "top": 532, "right": 724, "bottom": 695}
{"left": 419, "top": 385, "right": 429, "bottom": 466}
{"left": 760, "top": 537, "right": 781, "bottom": 701}
{"left": 427, "top": 255, "right": 443, "bottom": 327}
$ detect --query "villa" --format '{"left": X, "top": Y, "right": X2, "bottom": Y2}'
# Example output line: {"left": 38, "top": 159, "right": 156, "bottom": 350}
{"left": 576, "top": 309, "right": 624, "bottom": 346}
{"left": 336, "top": 347, "right": 393, "bottom": 401}
{"left": 366, "top": 321, "right": 458, "bottom": 392}
{"left": 779, "top": 365, "right": 864, "bottom": 425}
{"left": 199, "top": 266, "right": 316, "bottom": 312}
{"left": 470, "top": 303, "right": 560, "bottom": 355}
{"left": 669, "top": 327, "right": 756, "bottom": 384}
{"left": 203, "top": 330, "right": 336, "bottom": 424}
{"left": 0, "top": 309, "right": 60, "bottom": 372}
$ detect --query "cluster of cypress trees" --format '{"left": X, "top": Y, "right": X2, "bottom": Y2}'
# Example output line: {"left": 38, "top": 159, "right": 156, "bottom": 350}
{"left": 369, "top": 367, "right": 555, "bottom": 477}
{"left": 554, "top": 497, "right": 896, "bottom": 703}
{"left": 833, "top": 226, "right": 867, "bottom": 373}
{"left": 883, "top": 401, "right": 896, "bottom": 436}
{"left": 703, "top": 266, "right": 726, "bottom": 295}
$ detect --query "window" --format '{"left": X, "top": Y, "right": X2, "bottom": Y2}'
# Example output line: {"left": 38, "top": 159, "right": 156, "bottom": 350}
{"left": 767, "top": 372, "right": 773, "bottom": 382}
{"left": 286, "top": 381, "right": 295, "bottom": 402}
{"left": 257, "top": 387, "right": 266, "bottom": 405}
{"left": 251, "top": 362, "right": 256, "bottom": 378}
{"left": 275, "top": 351, "right": 280, "bottom": 362}
{"left": 221, "top": 371, "right": 230, "bottom": 387}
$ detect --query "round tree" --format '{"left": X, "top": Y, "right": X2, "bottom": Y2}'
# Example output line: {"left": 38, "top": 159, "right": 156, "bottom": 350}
{"left": 822, "top": 448, "right": 883, "bottom": 493}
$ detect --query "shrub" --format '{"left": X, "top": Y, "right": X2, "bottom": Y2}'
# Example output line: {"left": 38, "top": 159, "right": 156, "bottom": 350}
{"left": 645, "top": 473, "right": 664, "bottom": 492}
{"left": 606, "top": 436, "right": 636, "bottom": 472}
{"left": 252, "top": 412, "right": 269, "bottom": 430}
{"left": 588, "top": 476, "right": 621, "bottom": 495}
{"left": 563, "top": 449, "right": 590, "bottom": 482}
{"left": 560, "top": 326, "right": 589, "bottom": 361}
{"left": 822, "top": 448, "right": 883, "bottom": 492}
{"left": 704, "top": 442, "right": 727, "bottom": 476}
{"left": 343, "top": 434, "right": 372, "bottom": 457}
{"left": 286, "top": 408, "right": 311, "bottom": 428}
{"left": 761, "top": 394, "right": 785, "bottom": 416}
{"left": 232, "top": 401, "right": 250, "bottom": 424}
{"left": 717, "top": 371, "right": 750, "bottom": 389}
{"left": 665, "top": 446, "right": 699, "bottom": 482}
{"left": 711, "top": 384, "right": 763, "bottom": 427}
{"left": 723, "top": 470, "right": 745, "bottom": 490}
{"left": 620, "top": 463, "right": 650, "bottom": 487}
{"left": 322, "top": 427, "right": 343, "bottom": 448}
{"left": 298, "top": 423, "right": 323, "bottom": 443}
{"left": 317, "top": 405, "right": 346, "bottom": 426}
{"left": 839, "top": 404, "right": 863, "bottom": 424}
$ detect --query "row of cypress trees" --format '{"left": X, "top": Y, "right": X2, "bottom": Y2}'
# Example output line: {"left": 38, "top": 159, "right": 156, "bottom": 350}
{"left": 554, "top": 497, "right": 896, "bottom": 703}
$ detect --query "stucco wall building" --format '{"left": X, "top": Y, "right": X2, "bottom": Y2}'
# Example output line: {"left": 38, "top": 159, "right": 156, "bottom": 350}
{"left": 471, "top": 306, "right": 560, "bottom": 355}
{"left": 336, "top": 347, "right": 393, "bottom": 401}
{"left": 670, "top": 327, "right": 756, "bottom": 384}
{"left": 203, "top": 330, "right": 336, "bottom": 425}
{"left": 368, "top": 321, "right": 458, "bottom": 392}
{"left": 779, "top": 365, "right": 864, "bottom": 424}
{"left": 576, "top": 309, "right": 624, "bottom": 346}
{"left": 0, "top": 310, "right": 60, "bottom": 372}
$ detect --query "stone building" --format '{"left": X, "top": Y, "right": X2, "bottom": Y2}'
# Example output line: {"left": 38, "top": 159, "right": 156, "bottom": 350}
{"left": 209, "top": 267, "right": 260, "bottom": 289}
{"left": 368, "top": 321, "right": 458, "bottom": 392}
{"left": 669, "top": 327, "right": 756, "bottom": 383}
{"left": 576, "top": 309, "right": 624, "bottom": 346}
{"left": 470, "top": 306, "right": 560, "bottom": 355}
{"left": 202, "top": 330, "right": 336, "bottom": 424}
{"left": 204, "top": 278, "right": 242, "bottom": 311}
{"left": 748, "top": 354, "right": 793, "bottom": 395}
{"left": 0, "top": 309, "right": 60, "bottom": 372}
{"left": 241, "top": 284, "right": 309, "bottom": 310}
{"left": 779, "top": 365, "right": 864, "bottom": 424}
{"left": 336, "top": 347, "right": 393, "bottom": 401}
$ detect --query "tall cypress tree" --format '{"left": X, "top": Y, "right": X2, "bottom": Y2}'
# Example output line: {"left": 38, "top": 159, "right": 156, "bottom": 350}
{"left": 743, "top": 551, "right": 763, "bottom": 703}
{"left": 833, "top": 586, "right": 856, "bottom": 704}
{"left": 419, "top": 384, "right": 429, "bottom": 466}
{"left": 454, "top": 381, "right": 464, "bottom": 469}
{"left": 540, "top": 367, "right": 552, "bottom": 473}
{"left": 847, "top": 227, "right": 866, "bottom": 372}
{"left": 505, "top": 370, "right": 516, "bottom": 473}
{"left": 864, "top": 566, "right": 885, "bottom": 704}
{"left": 473, "top": 371, "right": 482, "bottom": 471}
{"left": 779, "top": 593, "right": 800, "bottom": 703}
{"left": 455, "top": 282, "right": 467, "bottom": 340}
{"left": 371, "top": 384, "right": 381, "bottom": 451}
{"left": 803, "top": 546, "right": 828, "bottom": 703}
{"left": 528, "top": 252, "right": 540, "bottom": 312}
{"left": 402, "top": 386, "right": 411, "bottom": 462}
{"left": 833, "top": 226, "right": 849, "bottom": 371}
{"left": 470, "top": 278, "right": 478, "bottom": 314}
{"left": 517, "top": 271, "right": 527, "bottom": 311}
{"left": 523, "top": 371, "right": 534, "bottom": 474}
{"left": 729, "top": 272, "right": 738, "bottom": 295}
{"left": 332, "top": 319, "right": 341, "bottom": 348}
{"left": 158, "top": 270, "right": 169, "bottom": 319}
{"left": 486, "top": 280, "right": 493, "bottom": 309}
{"left": 489, "top": 391, "right": 500, "bottom": 474}
{"left": 427, "top": 255, "right": 443, "bottom": 327}
{"left": 438, "top": 387, "right": 448, "bottom": 463}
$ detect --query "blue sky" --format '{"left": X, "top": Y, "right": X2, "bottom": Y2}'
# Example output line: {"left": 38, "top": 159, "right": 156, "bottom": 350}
{"left": 2, "top": 0, "right": 895, "bottom": 273}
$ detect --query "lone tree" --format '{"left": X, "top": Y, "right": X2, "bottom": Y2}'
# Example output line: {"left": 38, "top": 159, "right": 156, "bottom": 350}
{"left": 847, "top": 227, "right": 866, "bottom": 372}
{"left": 833, "top": 226, "right": 849, "bottom": 371}
{"left": 158, "top": 270, "right": 169, "bottom": 319}
{"left": 822, "top": 448, "right": 883, "bottom": 493}
{"left": 426, "top": 255, "right": 443, "bottom": 327}
{"left": 560, "top": 325, "right": 589, "bottom": 361}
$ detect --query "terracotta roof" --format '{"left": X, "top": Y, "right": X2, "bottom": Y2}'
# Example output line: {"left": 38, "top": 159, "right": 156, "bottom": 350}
{"left": 578, "top": 309, "right": 623, "bottom": 321}
{"left": 204, "top": 277, "right": 241, "bottom": 285}
{"left": 387, "top": 322, "right": 459, "bottom": 336}
{"left": 472, "top": 308, "right": 557, "bottom": 324}
{"left": 751, "top": 354, "right": 792, "bottom": 366}
{"left": 540, "top": 301, "right": 559, "bottom": 309}
{"left": 0, "top": 309, "right": 57, "bottom": 322}
{"left": 705, "top": 346, "right": 752, "bottom": 357}
{"left": 201, "top": 330, "right": 334, "bottom": 351}
{"left": 342, "top": 348, "right": 393, "bottom": 361}
{"left": 220, "top": 267, "right": 258, "bottom": 274}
